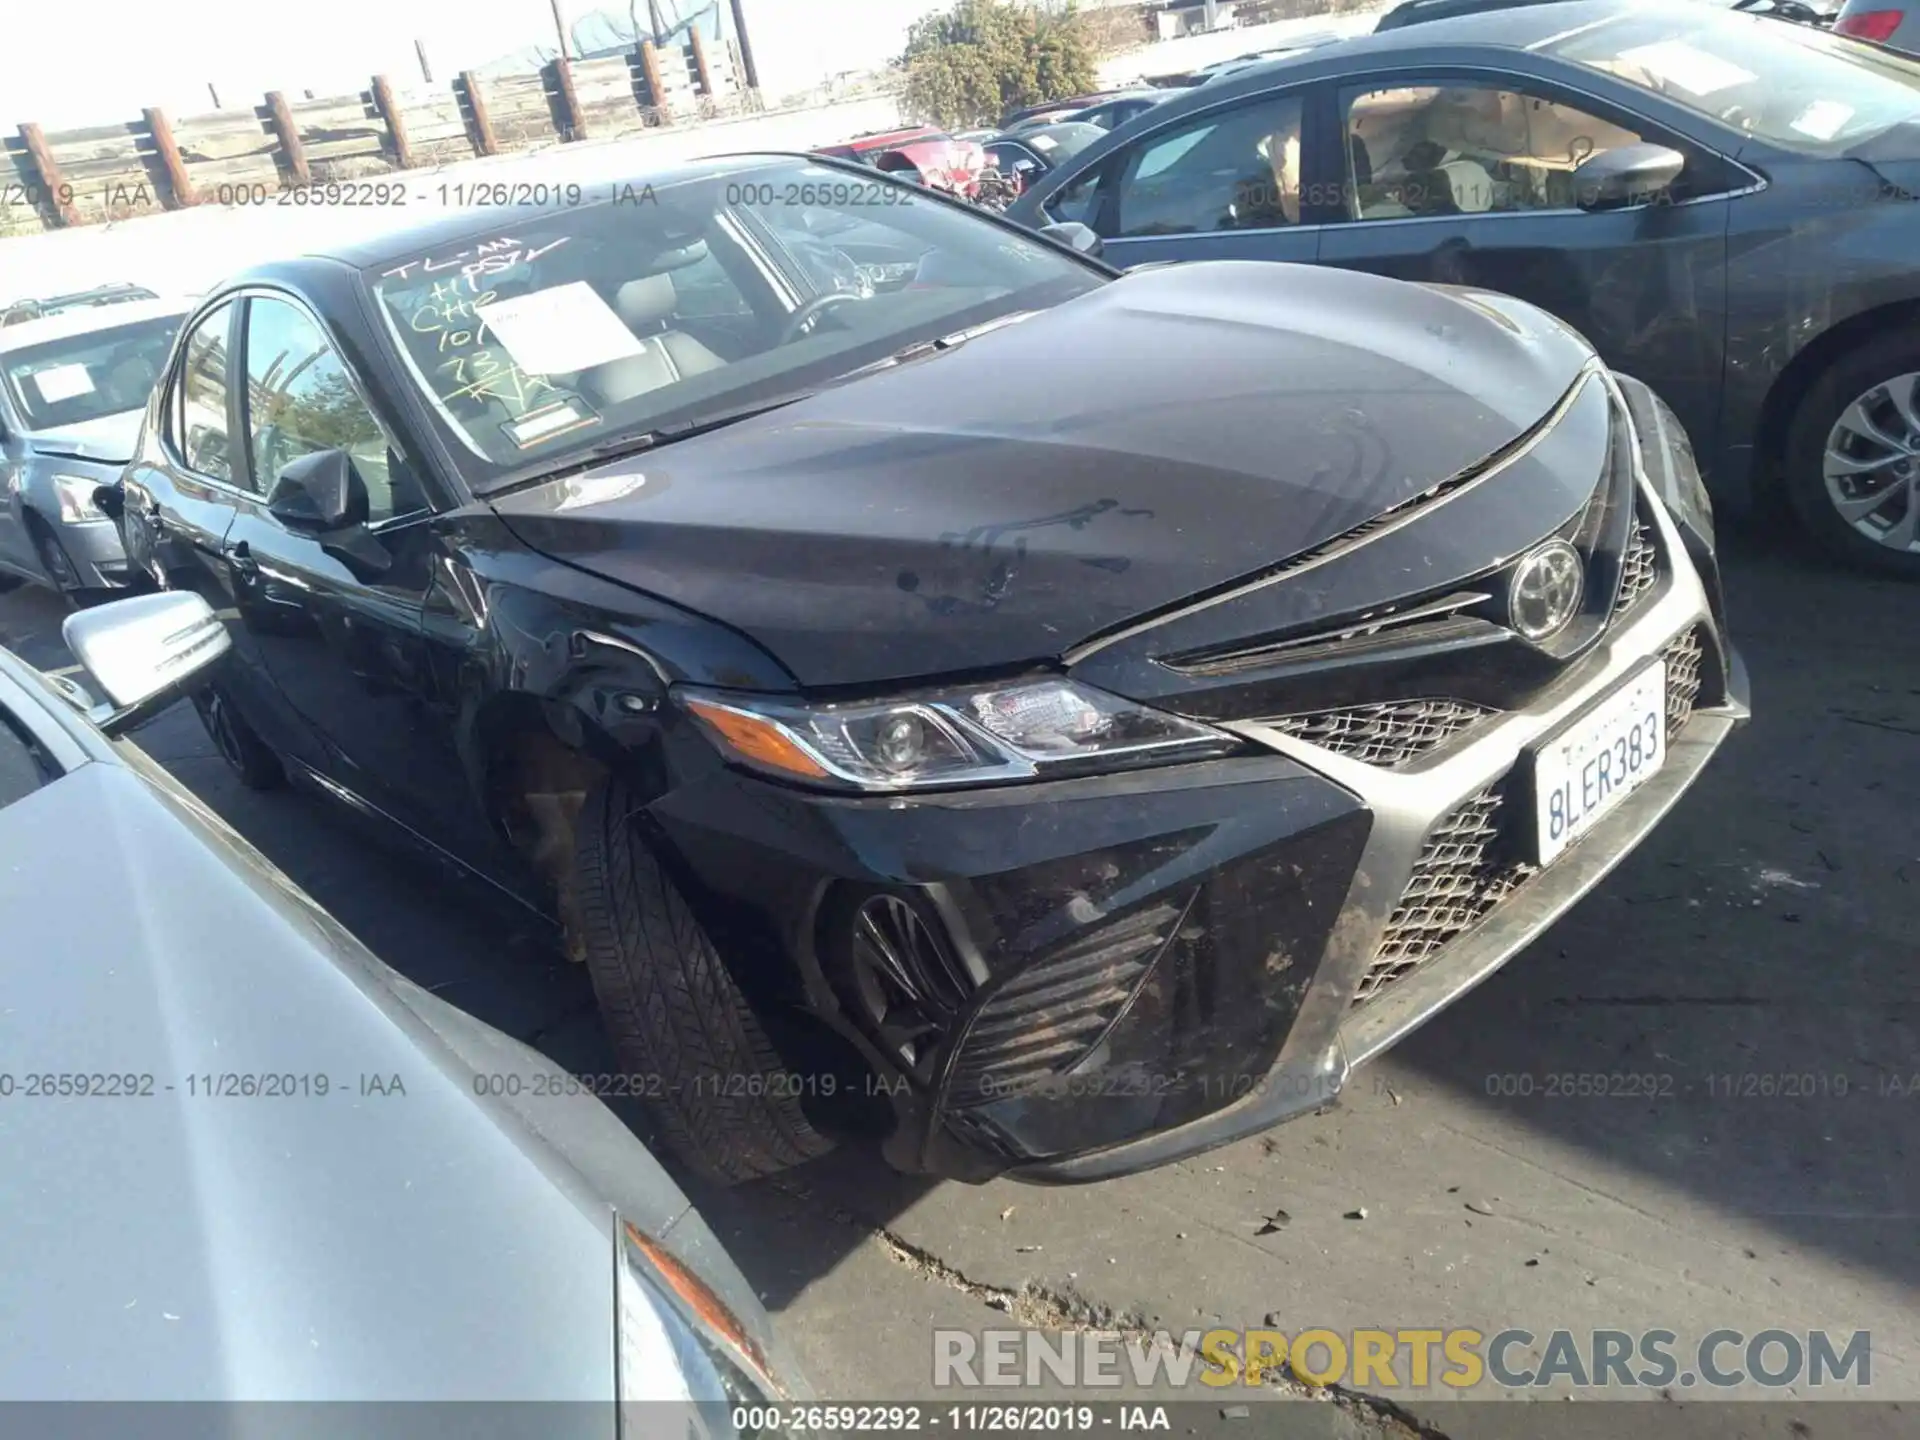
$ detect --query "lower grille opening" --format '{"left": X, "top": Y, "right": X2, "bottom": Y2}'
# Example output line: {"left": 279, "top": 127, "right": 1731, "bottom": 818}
{"left": 1352, "top": 624, "right": 1715, "bottom": 1008}
{"left": 946, "top": 902, "right": 1176, "bottom": 1107}
{"left": 1264, "top": 697, "right": 1494, "bottom": 768}
{"left": 1613, "top": 506, "right": 1661, "bottom": 617}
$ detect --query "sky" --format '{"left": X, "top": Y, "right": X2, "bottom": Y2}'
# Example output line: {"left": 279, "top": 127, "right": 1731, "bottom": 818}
{"left": 2, "top": 0, "right": 948, "bottom": 131}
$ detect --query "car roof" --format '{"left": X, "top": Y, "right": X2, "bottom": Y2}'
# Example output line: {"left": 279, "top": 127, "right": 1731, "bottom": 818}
{"left": 1138, "top": 0, "right": 1645, "bottom": 100}
{"left": 0, "top": 296, "right": 193, "bottom": 352}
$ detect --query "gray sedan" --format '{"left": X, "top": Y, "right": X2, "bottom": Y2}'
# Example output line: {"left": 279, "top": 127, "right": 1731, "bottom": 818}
{"left": 0, "top": 298, "right": 189, "bottom": 596}
{"left": 0, "top": 591, "right": 806, "bottom": 1432}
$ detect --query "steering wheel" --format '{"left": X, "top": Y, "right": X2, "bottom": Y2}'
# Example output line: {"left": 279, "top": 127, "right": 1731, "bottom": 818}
{"left": 778, "top": 290, "right": 866, "bottom": 344}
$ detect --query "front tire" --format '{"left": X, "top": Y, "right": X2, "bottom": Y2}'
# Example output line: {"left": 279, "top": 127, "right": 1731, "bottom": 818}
{"left": 1782, "top": 336, "right": 1920, "bottom": 579}
{"left": 194, "top": 688, "right": 286, "bottom": 790}
{"left": 571, "top": 774, "right": 833, "bottom": 1185}
{"left": 26, "top": 514, "right": 80, "bottom": 604}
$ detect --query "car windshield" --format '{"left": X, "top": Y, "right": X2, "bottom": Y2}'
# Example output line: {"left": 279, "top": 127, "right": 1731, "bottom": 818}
{"left": 1539, "top": 8, "right": 1920, "bottom": 151}
{"left": 1025, "top": 124, "right": 1107, "bottom": 162}
{"left": 365, "top": 159, "right": 1104, "bottom": 492}
{"left": 0, "top": 314, "right": 183, "bottom": 430}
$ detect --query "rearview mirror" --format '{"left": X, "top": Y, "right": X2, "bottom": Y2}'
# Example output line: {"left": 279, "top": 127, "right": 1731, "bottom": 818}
{"left": 61, "top": 590, "right": 230, "bottom": 735}
{"left": 266, "top": 448, "right": 368, "bottom": 532}
{"left": 1573, "top": 143, "right": 1686, "bottom": 211}
{"left": 1040, "top": 221, "right": 1103, "bottom": 256}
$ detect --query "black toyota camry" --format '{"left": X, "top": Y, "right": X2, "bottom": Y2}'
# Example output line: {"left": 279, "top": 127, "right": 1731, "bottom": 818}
{"left": 116, "top": 154, "right": 1748, "bottom": 1185}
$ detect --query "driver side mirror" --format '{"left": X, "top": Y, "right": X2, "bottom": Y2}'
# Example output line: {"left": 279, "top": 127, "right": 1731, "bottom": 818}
{"left": 60, "top": 590, "right": 230, "bottom": 736}
{"left": 266, "top": 448, "right": 368, "bottom": 532}
{"left": 1573, "top": 143, "right": 1685, "bottom": 212}
{"left": 266, "top": 448, "right": 391, "bottom": 579}
{"left": 1039, "top": 221, "right": 1103, "bottom": 257}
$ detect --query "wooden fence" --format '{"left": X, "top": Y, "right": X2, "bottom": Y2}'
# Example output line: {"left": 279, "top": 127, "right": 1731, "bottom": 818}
{"left": 0, "top": 37, "right": 756, "bottom": 237}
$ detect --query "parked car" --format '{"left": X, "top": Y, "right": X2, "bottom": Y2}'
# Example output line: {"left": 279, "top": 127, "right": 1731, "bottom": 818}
{"left": 1064, "top": 90, "right": 1183, "bottom": 130}
{"left": 999, "top": 89, "right": 1135, "bottom": 128}
{"left": 116, "top": 152, "right": 1746, "bottom": 1187}
{"left": 814, "top": 125, "right": 986, "bottom": 197}
{"left": 1007, "top": 0, "right": 1920, "bottom": 577}
{"left": 0, "top": 297, "right": 190, "bottom": 596}
{"left": 0, "top": 281, "right": 159, "bottom": 328}
{"left": 1835, "top": 0, "right": 1920, "bottom": 49}
{"left": 983, "top": 122, "right": 1111, "bottom": 194}
{"left": 0, "top": 590, "right": 807, "bottom": 1417}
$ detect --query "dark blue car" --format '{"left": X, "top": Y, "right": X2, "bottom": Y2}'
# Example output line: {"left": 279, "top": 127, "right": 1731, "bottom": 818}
{"left": 1008, "top": 0, "right": 1920, "bottom": 577}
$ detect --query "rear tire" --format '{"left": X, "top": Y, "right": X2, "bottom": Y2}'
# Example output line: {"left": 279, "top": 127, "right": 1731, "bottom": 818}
{"left": 571, "top": 774, "right": 833, "bottom": 1185}
{"left": 1782, "top": 335, "right": 1920, "bottom": 580}
{"left": 194, "top": 688, "right": 286, "bottom": 790}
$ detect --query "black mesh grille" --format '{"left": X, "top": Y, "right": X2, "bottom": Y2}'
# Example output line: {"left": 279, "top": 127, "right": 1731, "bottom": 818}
{"left": 1353, "top": 626, "right": 1713, "bottom": 1007}
{"left": 1356, "top": 786, "right": 1536, "bottom": 1004}
{"left": 1264, "top": 698, "right": 1493, "bottom": 767}
{"left": 1614, "top": 509, "right": 1660, "bottom": 617}
{"left": 947, "top": 903, "right": 1174, "bottom": 1105}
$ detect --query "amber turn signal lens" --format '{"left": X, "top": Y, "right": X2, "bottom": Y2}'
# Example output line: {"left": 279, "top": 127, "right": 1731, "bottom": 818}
{"left": 684, "top": 698, "right": 830, "bottom": 779}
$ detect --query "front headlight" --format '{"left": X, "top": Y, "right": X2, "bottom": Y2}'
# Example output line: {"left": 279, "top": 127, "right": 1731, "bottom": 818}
{"left": 679, "top": 676, "right": 1242, "bottom": 791}
{"left": 51, "top": 473, "right": 111, "bottom": 526}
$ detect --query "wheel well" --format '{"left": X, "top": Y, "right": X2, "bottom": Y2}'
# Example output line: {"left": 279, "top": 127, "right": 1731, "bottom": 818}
{"left": 1752, "top": 299, "right": 1920, "bottom": 502}
{"left": 479, "top": 699, "right": 665, "bottom": 959}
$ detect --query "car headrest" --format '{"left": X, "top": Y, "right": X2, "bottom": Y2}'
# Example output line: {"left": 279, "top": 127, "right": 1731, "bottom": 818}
{"left": 615, "top": 274, "right": 678, "bottom": 330}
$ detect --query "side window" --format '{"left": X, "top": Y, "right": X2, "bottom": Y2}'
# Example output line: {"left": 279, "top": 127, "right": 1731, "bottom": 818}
{"left": 1043, "top": 166, "right": 1104, "bottom": 227}
{"left": 172, "top": 302, "right": 237, "bottom": 482}
{"left": 244, "top": 297, "right": 415, "bottom": 524}
{"left": 1344, "top": 84, "right": 1649, "bottom": 219}
{"left": 1107, "top": 93, "right": 1307, "bottom": 237}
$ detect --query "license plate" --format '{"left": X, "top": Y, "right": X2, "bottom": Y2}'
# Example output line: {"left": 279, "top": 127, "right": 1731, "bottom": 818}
{"left": 1532, "top": 663, "right": 1667, "bottom": 867}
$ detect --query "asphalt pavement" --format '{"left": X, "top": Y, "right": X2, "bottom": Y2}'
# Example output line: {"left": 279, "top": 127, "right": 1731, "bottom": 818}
{"left": 3, "top": 520, "right": 1914, "bottom": 1437}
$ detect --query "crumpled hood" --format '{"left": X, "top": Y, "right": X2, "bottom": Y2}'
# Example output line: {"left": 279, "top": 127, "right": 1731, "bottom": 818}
{"left": 492, "top": 261, "right": 1594, "bottom": 688}
{"left": 25, "top": 408, "right": 144, "bottom": 464}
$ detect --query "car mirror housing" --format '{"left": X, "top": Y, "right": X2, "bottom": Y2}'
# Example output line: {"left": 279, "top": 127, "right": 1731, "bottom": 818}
{"left": 1573, "top": 142, "right": 1687, "bottom": 211}
{"left": 1040, "top": 220, "right": 1103, "bottom": 256}
{"left": 60, "top": 590, "right": 230, "bottom": 736}
{"left": 267, "top": 448, "right": 370, "bottom": 532}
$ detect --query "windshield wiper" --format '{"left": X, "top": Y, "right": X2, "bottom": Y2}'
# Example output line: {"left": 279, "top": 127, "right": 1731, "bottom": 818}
{"left": 576, "top": 391, "right": 818, "bottom": 464}
{"left": 843, "top": 310, "right": 1043, "bottom": 379}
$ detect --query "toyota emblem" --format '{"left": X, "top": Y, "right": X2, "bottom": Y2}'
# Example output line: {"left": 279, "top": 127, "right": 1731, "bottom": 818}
{"left": 1510, "top": 540, "right": 1585, "bottom": 641}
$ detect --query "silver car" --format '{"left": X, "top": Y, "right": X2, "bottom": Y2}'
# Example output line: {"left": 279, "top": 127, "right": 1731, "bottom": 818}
{"left": 0, "top": 591, "right": 808, "bottom": 1429}
{"left": 0, "top": 298, "right": 189, "bottom": 596}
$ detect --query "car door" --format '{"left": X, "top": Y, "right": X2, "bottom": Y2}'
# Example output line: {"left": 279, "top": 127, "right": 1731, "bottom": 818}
{"left": 218, "top": 291, "right": 493, "bottom": 868}
{"left": 119, "top": 299, "right": 320, "bottom": 762}
{"left": 1036, "top": 84, "right": 1327, "bottom": 269}
{"left": 1313, "top": 67, "right": 1740, "bottom": 465}
{"left": 0, "top": 390, "right": 35, "bottom": 576}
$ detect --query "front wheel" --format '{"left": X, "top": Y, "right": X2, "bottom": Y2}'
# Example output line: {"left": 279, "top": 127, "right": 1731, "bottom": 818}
{"left": 193, "top": 688, "right": 286, "bottom": 790}
{"left": 570, "top": 774, "right": 833, "bottom": 1185}
{"left": 1782, "top": 337, "right": 1920, "bottom": 579}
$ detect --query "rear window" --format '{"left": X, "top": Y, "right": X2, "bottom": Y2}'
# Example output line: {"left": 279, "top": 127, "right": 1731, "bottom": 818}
{"left": 1541, "top": 9, "right": 1920, "bottom": 151}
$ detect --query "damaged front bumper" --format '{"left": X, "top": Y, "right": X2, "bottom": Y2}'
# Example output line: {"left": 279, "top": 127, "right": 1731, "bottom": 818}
{"left": 649, "top": 396, "right": 1748, "bottom": 1184}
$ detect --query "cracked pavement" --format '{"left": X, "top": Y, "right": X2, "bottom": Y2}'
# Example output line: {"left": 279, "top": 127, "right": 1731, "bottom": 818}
{"left": 4, "top": 524, "right": 1914, "bottom": 1436}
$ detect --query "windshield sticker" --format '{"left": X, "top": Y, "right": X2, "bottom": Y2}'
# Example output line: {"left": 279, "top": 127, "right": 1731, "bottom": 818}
{"left": 30, "top": 363, "right": 95, "bottom": 403}
{"left": 1615, "top": 42, "right": 1755, "bottom": 97}
{"left": 472, "top": 282, "right": 649, "bottom": 376}
{"left": 1791, "top": 99, "right": 1854, "bottom": 141}
{"left": 381, "top": 234, "right": 571, "bottom": 285}
{"left": 1030, "top": 134, "right": 1057, "bottom": 152}
{"left": 503, "top": 400, "right": 598, "bottom": 450}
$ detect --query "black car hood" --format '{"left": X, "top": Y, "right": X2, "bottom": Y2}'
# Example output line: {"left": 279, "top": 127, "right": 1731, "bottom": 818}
{"left": 491, "top": 261, "right": 1594, "bottom": 689}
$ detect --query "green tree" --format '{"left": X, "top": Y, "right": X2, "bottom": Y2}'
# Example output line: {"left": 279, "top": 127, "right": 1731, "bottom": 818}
{"left": 901, "top": 0, "right": 1101, "bottom": 130}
